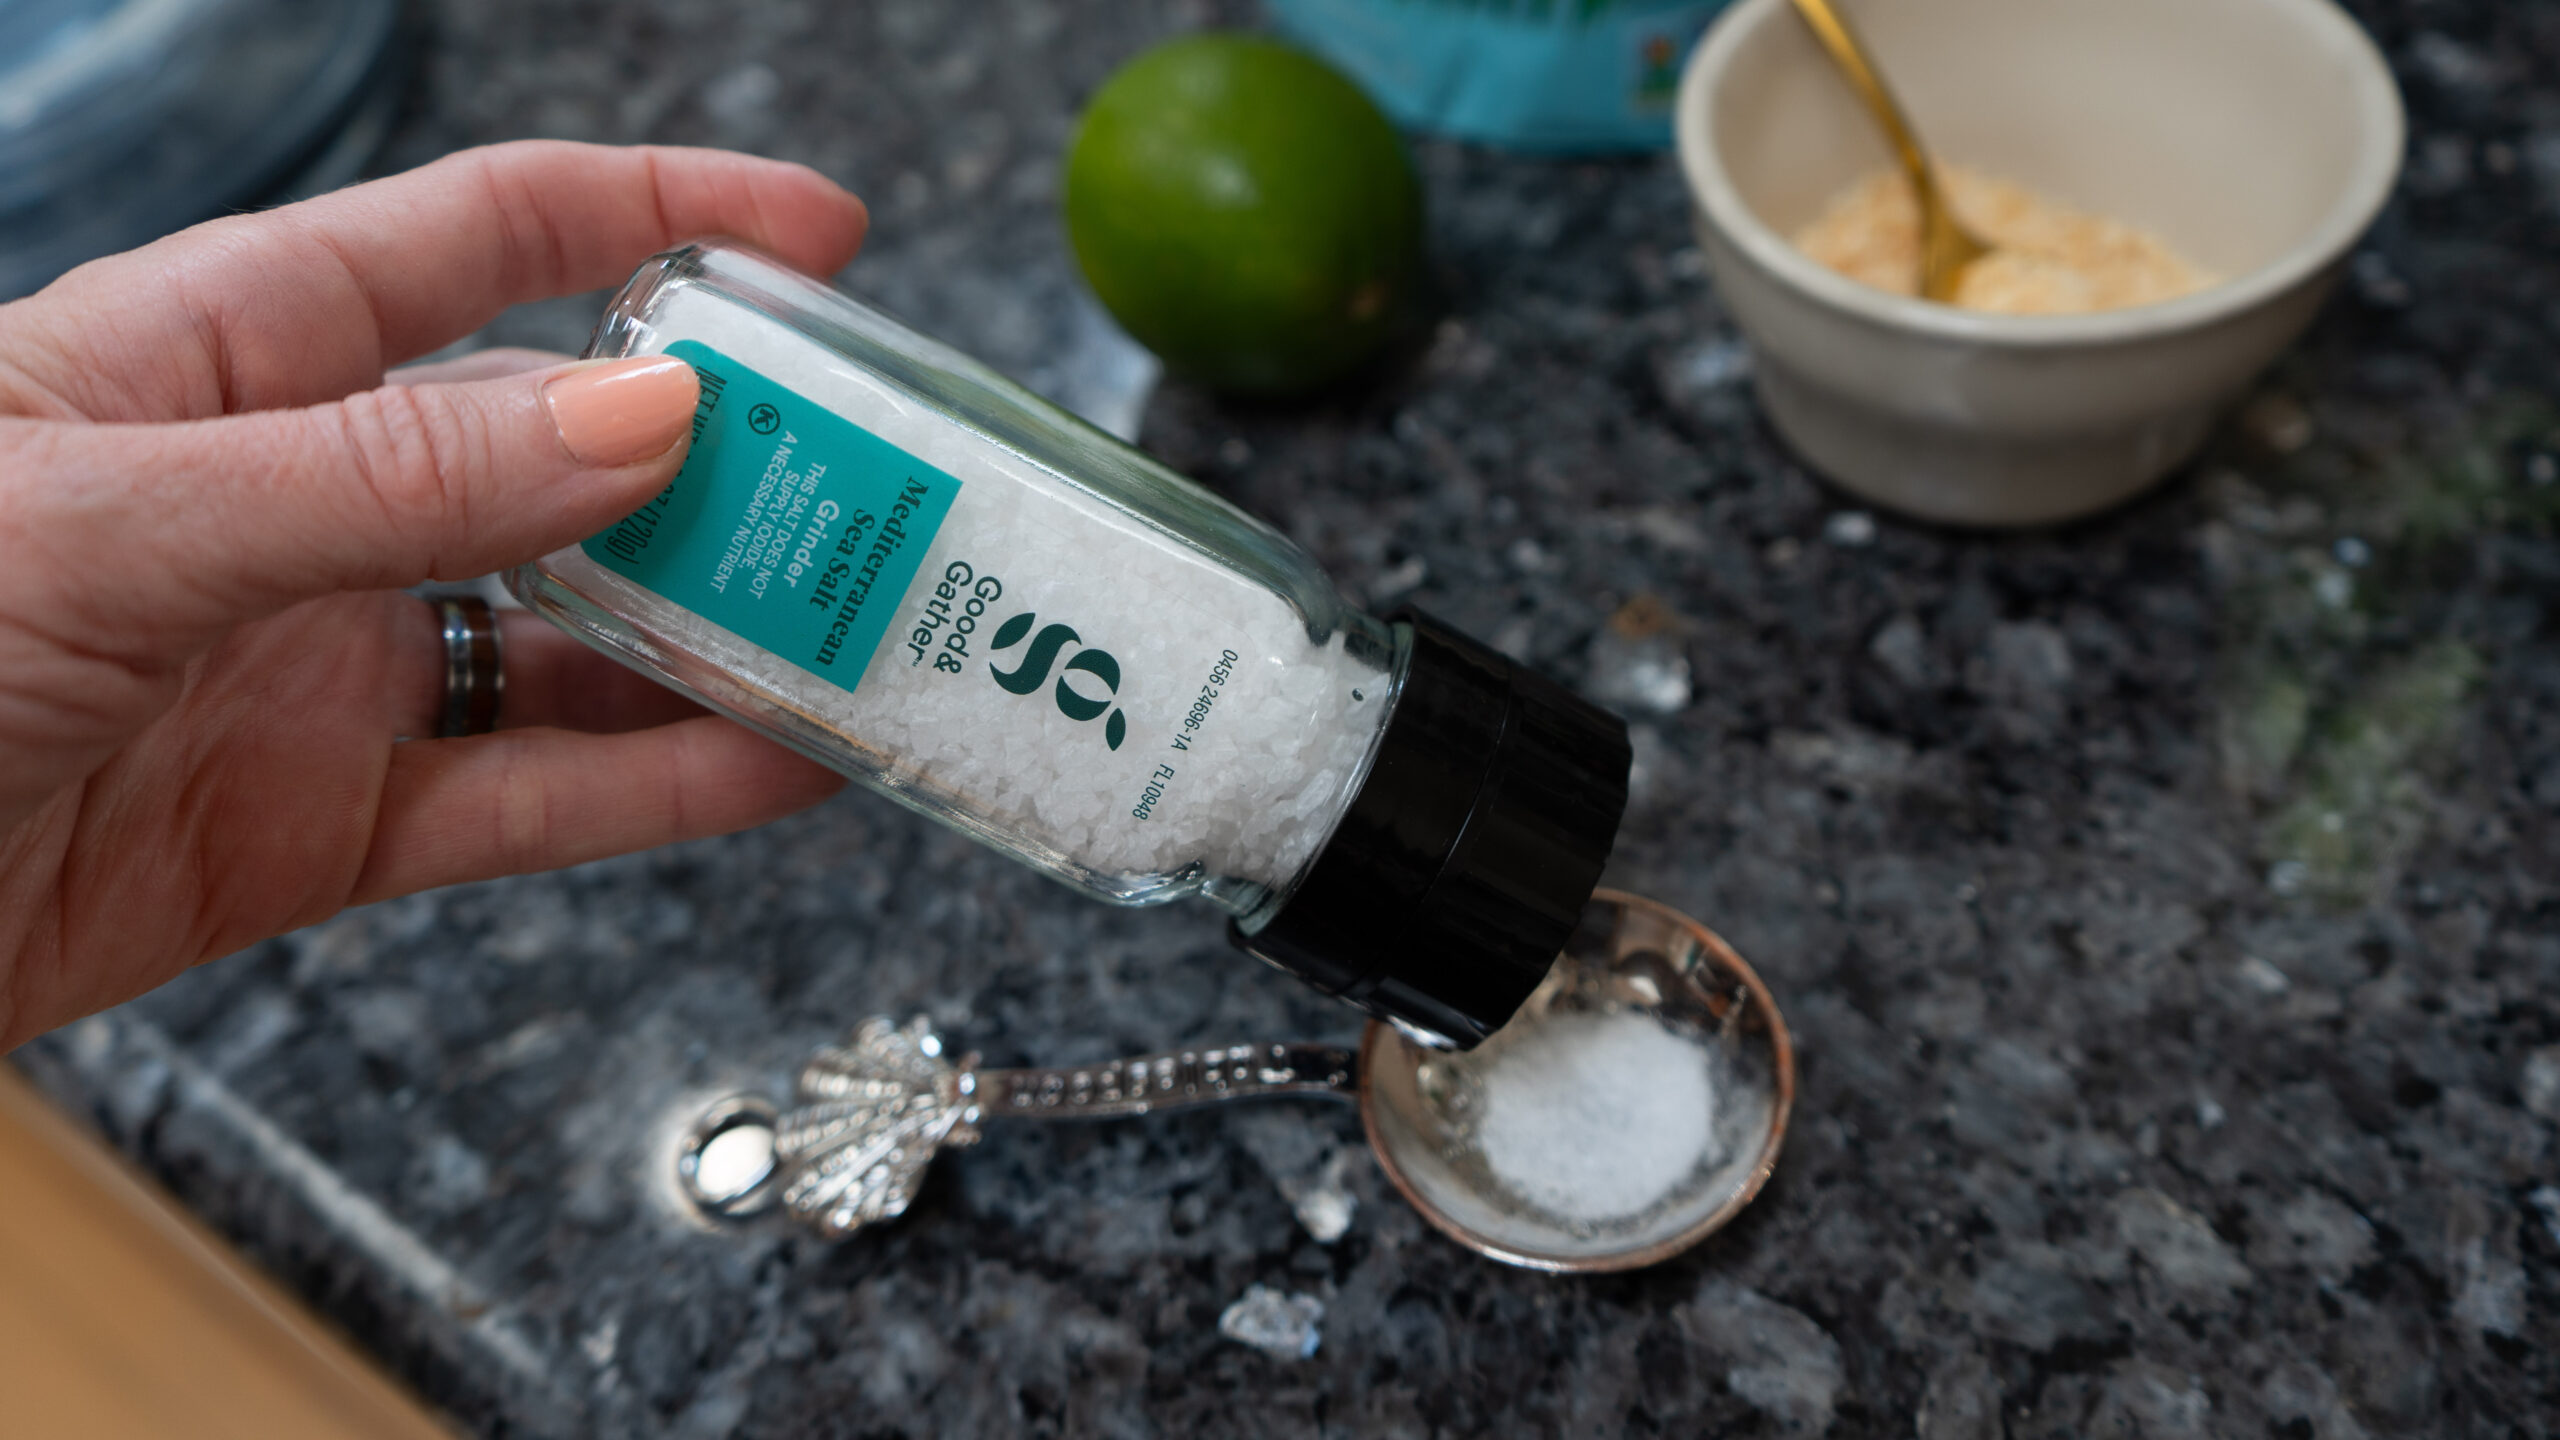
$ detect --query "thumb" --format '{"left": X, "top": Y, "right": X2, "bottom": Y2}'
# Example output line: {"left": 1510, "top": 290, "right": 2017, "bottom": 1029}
{"left": 0, "top": 354, "right": 697, "bottom": 654}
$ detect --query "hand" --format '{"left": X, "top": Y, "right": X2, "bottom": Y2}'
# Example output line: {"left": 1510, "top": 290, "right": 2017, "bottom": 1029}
{"left": 0, "top": 141, "right": 868, "bottom": 1050}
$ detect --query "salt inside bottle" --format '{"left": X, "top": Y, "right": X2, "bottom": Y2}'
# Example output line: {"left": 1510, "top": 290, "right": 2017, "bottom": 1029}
{"left": 512, "top": 241, "right": 1630, "bottom": 1045}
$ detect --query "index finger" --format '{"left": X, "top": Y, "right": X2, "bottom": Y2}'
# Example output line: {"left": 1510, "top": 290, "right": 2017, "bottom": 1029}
{"left": 0, "top": 141, "right": 868, "bottom": 422}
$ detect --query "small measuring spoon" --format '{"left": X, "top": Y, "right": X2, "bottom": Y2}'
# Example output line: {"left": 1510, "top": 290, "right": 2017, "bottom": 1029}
{"left": 675, "top": 891, "right": 1794, "bottom": 1273}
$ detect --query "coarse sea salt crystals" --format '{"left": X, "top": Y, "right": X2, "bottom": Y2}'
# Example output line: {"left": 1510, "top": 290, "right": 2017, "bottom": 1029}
{"left": 1473, "top": 1010, "right": 1718, "bottom": 1223}
{"left": 515, "top": 241, "right": 1631, "bottom": 1044}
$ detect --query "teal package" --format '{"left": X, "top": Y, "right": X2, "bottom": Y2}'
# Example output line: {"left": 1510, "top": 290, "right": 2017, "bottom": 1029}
{"left": 1266, "top": 0, "right": 1727, "bottom": 153}
{"left": 582, "top": 339, "right": 960, "bottom": 696}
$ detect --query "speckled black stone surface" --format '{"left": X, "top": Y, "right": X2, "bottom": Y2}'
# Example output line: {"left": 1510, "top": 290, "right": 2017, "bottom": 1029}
{"left": 13, "top": 1, "right": 2560, "bottom": 1435}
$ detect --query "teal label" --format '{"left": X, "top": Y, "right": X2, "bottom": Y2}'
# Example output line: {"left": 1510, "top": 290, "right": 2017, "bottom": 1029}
{"left": 583, "top": 341, "right": 959, "bottom": 693}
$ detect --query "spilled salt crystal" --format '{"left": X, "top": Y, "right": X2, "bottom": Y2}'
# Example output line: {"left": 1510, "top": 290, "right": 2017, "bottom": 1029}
{"left": 1474, "top": 1009, "right": 1715, "bottom": 1223}
{"left": 1218, "top": 1285, "right": 1324, "bottom": 1360}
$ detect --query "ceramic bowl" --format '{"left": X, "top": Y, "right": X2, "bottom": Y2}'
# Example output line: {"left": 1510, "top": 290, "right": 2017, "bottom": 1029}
{"left": 1674, "top": 0, "right": 2403, "bottom": 526}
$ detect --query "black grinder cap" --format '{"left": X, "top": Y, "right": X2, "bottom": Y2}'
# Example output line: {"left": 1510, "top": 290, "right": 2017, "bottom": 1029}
{"left": 1230, "top": 608, "right": 1632, "bottom": 1047}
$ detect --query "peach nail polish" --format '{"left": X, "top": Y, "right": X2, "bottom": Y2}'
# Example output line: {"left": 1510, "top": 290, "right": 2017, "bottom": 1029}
{"left": 543, "top": 355, "right": 698, "bottom": 467}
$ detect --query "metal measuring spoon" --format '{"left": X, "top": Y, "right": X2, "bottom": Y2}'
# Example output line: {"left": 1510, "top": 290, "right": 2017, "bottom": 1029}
{"left": 675, "top": 891, "right": 1794, "bottom": 1274}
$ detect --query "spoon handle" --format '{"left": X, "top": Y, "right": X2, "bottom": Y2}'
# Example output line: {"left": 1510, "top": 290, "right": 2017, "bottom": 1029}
{"left": 1785, "top": 0, "right": 1931, "bottom": 186}
{"left": 1785, "top": 0, "right": 1987, "bottom": 300}
{"left": 974, "top": 1042, "right": 1359, "bottom": 1121}
{"left": 686, "top": 1020, "right": 1361, "bottom": 1239}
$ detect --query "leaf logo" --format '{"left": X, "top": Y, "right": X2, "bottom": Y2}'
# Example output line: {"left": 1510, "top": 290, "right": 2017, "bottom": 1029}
{"left": 988, "top": 612, "right": 1128, "bottom": 750}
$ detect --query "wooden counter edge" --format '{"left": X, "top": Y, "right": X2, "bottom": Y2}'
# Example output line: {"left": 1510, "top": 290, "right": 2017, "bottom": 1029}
{"left": 0, "top": 1062, "right": 462, "bottom": 1440}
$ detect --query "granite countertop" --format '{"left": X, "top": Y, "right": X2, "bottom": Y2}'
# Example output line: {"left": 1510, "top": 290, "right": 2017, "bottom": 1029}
{"left": 13, "top": 0, "right": 2560, "bottom": 1435}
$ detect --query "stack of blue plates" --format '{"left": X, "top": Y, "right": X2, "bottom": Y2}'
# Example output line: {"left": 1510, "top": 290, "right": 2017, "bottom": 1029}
{"left": 0, "top": 0, "right": 401, "bottom": 299}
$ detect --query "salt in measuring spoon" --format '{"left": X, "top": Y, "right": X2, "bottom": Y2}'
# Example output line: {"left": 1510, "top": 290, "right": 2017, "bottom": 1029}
{"left": 674, "top": 891, "right": 1794, "bottom": 1273}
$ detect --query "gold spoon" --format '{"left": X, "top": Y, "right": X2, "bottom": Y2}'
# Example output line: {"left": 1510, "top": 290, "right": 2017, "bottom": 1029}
{"left": 1786, "top": 0, "right": 1990, "bottom": 302}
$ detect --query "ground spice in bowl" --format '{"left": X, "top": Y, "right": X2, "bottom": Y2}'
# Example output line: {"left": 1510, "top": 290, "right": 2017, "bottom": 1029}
{"left": 1794, "top": 164, "right": 2214, "bottom": 314}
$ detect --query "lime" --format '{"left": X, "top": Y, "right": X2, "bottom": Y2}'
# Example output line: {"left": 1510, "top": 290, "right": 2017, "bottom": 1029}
{"left": 1064, "top": 34, "right": 1425, "bottom": 397}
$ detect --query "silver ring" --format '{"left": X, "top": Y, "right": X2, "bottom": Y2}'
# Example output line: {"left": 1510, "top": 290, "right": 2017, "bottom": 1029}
{"left": 432, "top": 595, "right": 504, "bottom": 738}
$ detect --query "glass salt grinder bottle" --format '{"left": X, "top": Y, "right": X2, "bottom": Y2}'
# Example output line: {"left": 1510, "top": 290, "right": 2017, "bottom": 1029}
{"left": 511, "top": 241, "right": 1630, "bottom": 1047}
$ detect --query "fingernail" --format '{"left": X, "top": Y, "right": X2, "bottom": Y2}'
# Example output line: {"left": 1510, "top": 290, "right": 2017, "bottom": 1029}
{"left": 543, "top": 355, "right": 699, "bottom": 467}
